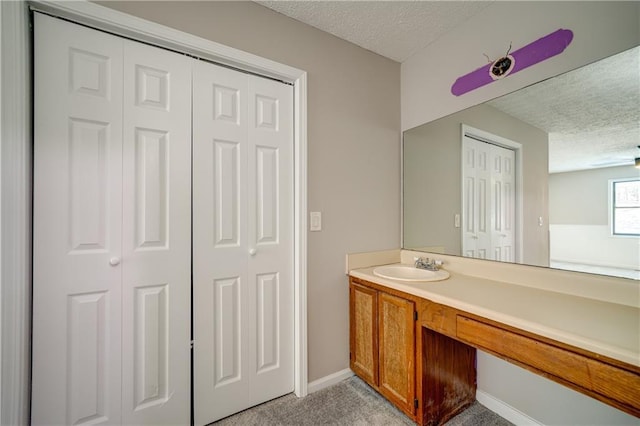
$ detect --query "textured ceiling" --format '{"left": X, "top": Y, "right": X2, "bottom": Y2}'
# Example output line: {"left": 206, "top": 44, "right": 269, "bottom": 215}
{"left": 255, "top": 1, "right": 638, "bottom": 173}
{"left": 488, "top": 46, "right": 640, "bottom": 173}
{"left": 255, "top": 1, "right": 493, "bottom": 62}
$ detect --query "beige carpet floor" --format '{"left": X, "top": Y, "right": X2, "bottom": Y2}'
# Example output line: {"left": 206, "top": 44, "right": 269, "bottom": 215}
{"left": 211, "top": 376, "right": 513, "bottom": 425}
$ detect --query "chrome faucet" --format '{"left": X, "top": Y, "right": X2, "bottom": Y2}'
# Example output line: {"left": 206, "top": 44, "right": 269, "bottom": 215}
{"left": 414, "top": 257, "right": 442, "bottom": 271}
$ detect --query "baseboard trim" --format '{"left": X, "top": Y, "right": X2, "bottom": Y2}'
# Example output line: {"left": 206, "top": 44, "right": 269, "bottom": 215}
{"left": 307, "top": 368, "right": 354, "bottom": 394}
{"left": 307, "top": 372, "right": 543, "bottom": 425}
{"left": 476, "top": 390, "right": 543, "bottom": 426}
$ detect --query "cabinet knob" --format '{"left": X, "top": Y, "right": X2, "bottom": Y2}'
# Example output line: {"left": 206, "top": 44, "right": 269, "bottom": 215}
{"left": 109, "top": 257, "right": 121, "bottom": 266}
{"left": 249, "top": 249, "right": 257, "bottom": 256}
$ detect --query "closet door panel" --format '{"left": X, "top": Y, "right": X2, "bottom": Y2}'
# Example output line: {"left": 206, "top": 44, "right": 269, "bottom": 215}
{"left": 193, "top": 61, "right": 250, "bottom": 425}
{"left": 193, "top": 62, "right": 295, "bottom": 425}
{"left": 121, "top": 40, "right": 192, "bottom": 425}
{"left": 32, "top": 14, "right": 124, "bottom": 425}
{"left": 247, "top": 76, "right": 295, "bottom": 403}
{"left": 462, "top": 136, "right": 491, "bottom": 259}
{"left": 489, "top": 144, "right": 516, "bottom": 262}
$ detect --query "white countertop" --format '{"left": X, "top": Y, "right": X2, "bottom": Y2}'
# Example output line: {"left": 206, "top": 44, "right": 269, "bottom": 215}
{"left": 350, "top": 264, "right": 640, "bottom": 368}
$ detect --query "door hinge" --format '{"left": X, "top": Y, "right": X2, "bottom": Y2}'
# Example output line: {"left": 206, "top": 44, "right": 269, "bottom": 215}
{"left": 414, "top": 311, "right": 418, "bottom": 321}
{"left": 414, "top": 398, "right": 419, "bottom": 409}
{"left": 190, "top": 340, "right": 194, "bottom": 349}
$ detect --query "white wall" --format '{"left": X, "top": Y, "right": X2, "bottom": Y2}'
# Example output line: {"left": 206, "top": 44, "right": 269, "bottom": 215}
{"left": 402, "top": 1, "right": 640, "bottom": 131}
{"left": 402, "top": 2, "right": 639, "bottom": 424}
{"left": 550, "top": 224, "right": 640, "bottom": 270}
{"left": 549, "top": 166, "right": 640, "bottom": 270}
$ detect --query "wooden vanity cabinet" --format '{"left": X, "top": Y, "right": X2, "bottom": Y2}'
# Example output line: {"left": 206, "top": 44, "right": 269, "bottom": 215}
{"left": 349, "top": 278, "right": 417, "bottom": 418}
{"left": 350, "top": 271, "right": 640, "bottom": 422}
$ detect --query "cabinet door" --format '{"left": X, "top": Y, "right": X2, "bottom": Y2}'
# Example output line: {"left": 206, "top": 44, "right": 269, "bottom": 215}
{"left": 378, "top": 291, "right": 416, "bottom": 416}
{"left": 350, "top": 283, "right": 378, "bottom": 385}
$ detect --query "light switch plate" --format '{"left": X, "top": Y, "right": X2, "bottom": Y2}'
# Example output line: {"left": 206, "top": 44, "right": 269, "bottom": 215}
{"left": 310, "top": 211, "right": 322, "bottom": 231}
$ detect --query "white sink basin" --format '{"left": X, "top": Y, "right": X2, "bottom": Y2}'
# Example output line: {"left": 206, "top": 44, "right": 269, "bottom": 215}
{"left": 373, "top": 264, "right": 450, "bottom": 282}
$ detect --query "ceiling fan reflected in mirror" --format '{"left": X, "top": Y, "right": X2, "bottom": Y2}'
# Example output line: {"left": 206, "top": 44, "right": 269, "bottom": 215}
{"left": 589, "top": 146, "right": 640, "bottom": 169}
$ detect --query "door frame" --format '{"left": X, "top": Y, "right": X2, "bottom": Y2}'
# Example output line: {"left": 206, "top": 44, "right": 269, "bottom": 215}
{"left": 461, "top": 124, "right": 523, "bottom": 263}
{"left": 0, "top": 2, "right": 308, "bottom": 424}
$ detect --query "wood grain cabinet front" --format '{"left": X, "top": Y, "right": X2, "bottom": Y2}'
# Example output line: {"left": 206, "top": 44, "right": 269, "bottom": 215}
{"left": 350, "top": 274, "right": 640, "bottom": 423}
{"left": 378, "top": 291, "right": 416, "bottom": 415}
{"left": 349, "top": 282, "right": 378, "bottom": 385}
{"left": 349, "top": 279, "right": 417, "bottom": 419}
{"left": 422, "top": 299, "right": 640, "bottom": 419}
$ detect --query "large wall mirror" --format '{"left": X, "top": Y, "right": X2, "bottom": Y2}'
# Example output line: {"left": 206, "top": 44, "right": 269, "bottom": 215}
{"left": 403, "top": 45, "right": 639, "bottom": 280}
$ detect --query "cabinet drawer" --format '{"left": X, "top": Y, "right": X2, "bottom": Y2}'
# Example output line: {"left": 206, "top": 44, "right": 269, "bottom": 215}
{"left": 456, "top": 316, "right": 640, "bottom": 415}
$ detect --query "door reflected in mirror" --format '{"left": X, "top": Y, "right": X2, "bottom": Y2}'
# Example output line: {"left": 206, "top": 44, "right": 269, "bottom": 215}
{"left": 402, "top": 46, "right": 639, "bottom": 280}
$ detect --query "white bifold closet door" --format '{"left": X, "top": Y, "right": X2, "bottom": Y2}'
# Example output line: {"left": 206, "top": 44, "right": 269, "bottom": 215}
{"left": 192, "top": 60, "right": 294, "bottom": 425}
{"left": 32, "top": 13, "right": 191, "bottom": 425}
{"left": 462, "top": 136, "right": 516, "bottom": 262}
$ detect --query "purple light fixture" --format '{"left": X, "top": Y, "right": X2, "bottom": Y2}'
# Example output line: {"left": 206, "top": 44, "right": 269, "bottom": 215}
{"left": 451, "top": 29, "right": 574, "bottom": 96}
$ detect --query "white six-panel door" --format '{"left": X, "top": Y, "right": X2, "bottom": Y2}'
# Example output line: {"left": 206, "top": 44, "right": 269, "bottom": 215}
{"left": 34, "top": 13, "right": 295, "bottom": 426}
{"left": 32, "top": 14, "right": 191, "bottom": 425}
{"left": 33, "top": 15, "right": 124, "bottom": 424}
{"left": 489, "top": 144, "right": 516, "bottom": 262}
{"left": 462, "top": 137, "right": 491, "bottom": 259}
{"left": 193, "top": 60, "right": 294, "bottom": 425}
{"left": 462, "top": 135, "right": 516, "bottom": 262}
{"left": 120, "top": 35, "right": 192, "bottom": 426}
